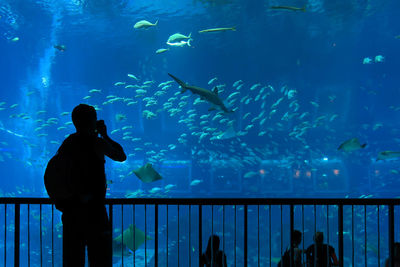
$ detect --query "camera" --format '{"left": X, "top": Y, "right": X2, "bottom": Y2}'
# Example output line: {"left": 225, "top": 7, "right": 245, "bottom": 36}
{"left": 95, "top": 120, "right": 105, "bottom": 134}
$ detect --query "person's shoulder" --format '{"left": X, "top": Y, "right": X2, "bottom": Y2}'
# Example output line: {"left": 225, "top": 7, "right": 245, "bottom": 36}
{"left": 59, "top": 133, "right": 77, "bottom": 149}
{"left": 217, "top": 250, "right": 227, "bottom": 257}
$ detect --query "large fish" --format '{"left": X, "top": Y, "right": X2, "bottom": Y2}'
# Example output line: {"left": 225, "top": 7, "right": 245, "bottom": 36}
{"left": 133, "top": 163, "right": 162, "bottom": 183}
{"left": 113, "top": 224, "right": 152, "bottom": 252}
{"left": 198, "top": 27, "right": 236, "bottom": 33}
{"left": 134, "top": 20, "right": 158, "bottom": 29}
{"left": 167, "top": 33, "right": 191, "bottom": 43}
{"left": 168, "top": 73, "right": 233, "bottom": 113}
{"left": 166, "top": 40, "right": 191, "bottom": 47}
{"left": 338, "top": 138, "right": 366, "bottom": 152}
{"left": 376, "top": 151, "right": 400, "bottom": 161}
{"left": 270, "top": 5, "right": 306, "bottom": 12}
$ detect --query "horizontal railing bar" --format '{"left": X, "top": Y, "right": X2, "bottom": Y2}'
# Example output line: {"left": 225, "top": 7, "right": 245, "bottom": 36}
{"left": 1, "top": 197, "right": 400, "bottom": 205}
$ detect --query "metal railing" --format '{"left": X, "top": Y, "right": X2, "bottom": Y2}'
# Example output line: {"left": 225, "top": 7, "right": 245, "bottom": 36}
{"left": 0, "top": 198, "right": 399, "bottom": 267}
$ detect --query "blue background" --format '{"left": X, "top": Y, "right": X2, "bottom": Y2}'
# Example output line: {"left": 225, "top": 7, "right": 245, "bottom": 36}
{"left": 0, "top": 0, "right": 400, "bottom": 198}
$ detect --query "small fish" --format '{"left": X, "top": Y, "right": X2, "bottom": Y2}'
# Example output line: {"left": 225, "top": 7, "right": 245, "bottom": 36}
{"left": 134, "top": 20, "right": 158, "bottom": 29}
{"left": 114, "top": 82, "right": 126, "bottom": 86}
{"left": 271, "top": 97, "right": 284, "bottom": 109}
{"left": 233, "top": 80, "right": 242, "bottom": 87}
{"left": 338, "top": 138, "right": 366, "bottom": 152}
{"left": 165, "top": 184, "right": 176, "bottom": 190}
{"left": 167, "top": 33, "right": 191, "bottom": 43}
{"left": 127, "top": 74, "right": 139, "bottom": 80}
{"left": 243, "top": 112, "right": 251, "bottom": 119}
{"left": 208, "top": 77, "right": 218, "bottom": 85}
{"left": 156, "top": 48, "right": 169, "bottom": 54}
{"left": 89, "top": 89, "right": 101, "bottom": 93}
{"left": 287, "top": 89, "right": 296, "bottom": 99}
{"left": 374, "top": 55, "right": 384, "bottom": 63}
{"left": 122, "top": 126, "right": 133, "bottom": 130}
{"left": 250, "top": 83, "right": 261, "bottom": 91}
{"left": 270, "top": 5, "right": 306, "bottom": 12}
{"left": 166, "top": 40, "right": 191, "bottom": 47}
{"left": 136, "top": 89, "right": 147, "bottom": 95}
{"left": 377, "top": 151, "right": 400, "bottom": 161}
{"left": 158, "top": 81, "right": 174, "bottom": 87}
{"left": 11, "top": 37, "right": 19, "bottom": 42}
{"left": 363, "top": 57, "right": 373, "bottom": 64}
{"left": 228, "top": 92, "right": 240, "bottom": 99}
{"left": 149, "top": 187, "right": 162, "bottom": 194}
{"left": 198, "top": 27, "right": 236, "bottom": 33}
{"left": 111, "top": 129, "right": 120, "bottom": 135}
{"left": 190, "top": 179, "right": 202, "bottom": 186}
{"left": 54, "top": 44, "right": 66, "bottom": 51}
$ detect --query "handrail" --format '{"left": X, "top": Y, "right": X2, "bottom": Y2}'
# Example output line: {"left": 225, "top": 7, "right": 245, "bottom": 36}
{"left": 1, "top": 197, "right": 400, "bottom": 205}
{"left": 0, "top": 197, "right": 398, "bottom": 267}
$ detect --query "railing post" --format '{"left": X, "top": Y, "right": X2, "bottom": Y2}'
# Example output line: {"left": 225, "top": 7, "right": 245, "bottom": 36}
{"left": 155, "top": 204, "right": 158, "bottom": 267}
{"left": 338, "top": 204, "right": 344, "bottom": 267}
{"left": 389, "top": 204, "right": 394, "bottom": 267}
{"left": 199, "top": 205, "right": 202, "bottom": 266}
{"left": 290, "top": 204, "right": 294, "bottom": 267}
{"left": 244, "top": 205, "right": 248, "bottom": 267}
{"left": 14, "top": 203, "right": 20, "bottom": 267}
{"left": 109, "top": 204, "right": 113, "bottom": 262}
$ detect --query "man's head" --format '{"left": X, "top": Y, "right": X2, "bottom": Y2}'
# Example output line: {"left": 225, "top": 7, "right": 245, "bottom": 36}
{"left": 207, "top": 235, "right": 220, "bottom": 253}
{"left": 314, "top": 232, "right": 324, "bottom": 245}
{"left": 72, "top": 104, "right": 97, "bottom": 134}
{"left": 292, "top": 230, "right": 302, "bottom": 246}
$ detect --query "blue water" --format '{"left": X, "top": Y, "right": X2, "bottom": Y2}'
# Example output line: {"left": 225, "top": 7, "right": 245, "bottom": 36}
{"left": 0, "top": 1, "right": 400, "bottom": 265}
{"left": 1, "top": 0, "right": 398, "bottom": 199}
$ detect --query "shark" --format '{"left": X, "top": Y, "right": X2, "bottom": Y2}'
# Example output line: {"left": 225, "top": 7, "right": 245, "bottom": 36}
{"left": 168, "top": 73, "right": 233, "bottom": 113}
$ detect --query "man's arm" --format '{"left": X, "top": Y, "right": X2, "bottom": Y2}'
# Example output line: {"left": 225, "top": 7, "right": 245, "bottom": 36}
{"left": 97, "top": 120, "right": 126, "bottom": 162}
{"left": 330, "top": 248, "right": 339, "bottom": 265}
{"left": 102, "top": 134, "right": 127, "bottom": 162}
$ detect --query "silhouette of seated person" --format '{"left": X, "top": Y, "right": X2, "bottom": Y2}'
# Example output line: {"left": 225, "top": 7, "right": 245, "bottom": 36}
{"left": 385, "top": 242, "right": 400, "bottom": 267}
{"left": 200, "top": 234, "right": 227, "bottom": 267}
{"left": 305, "top": 232, "right": 339, "bottom": 267}
{"left": 278, "top": 229, "right": 303, "bottom": 267}
{"left": 58, "top": 104, "right": 126, "bottom": 267}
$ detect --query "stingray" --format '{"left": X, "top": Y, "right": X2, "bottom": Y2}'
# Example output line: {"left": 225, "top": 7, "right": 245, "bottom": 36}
{"left": 133, "top": 163, "right": 162, "bottom": 183}
{"left": 216, "top": 126, "right": 237, "bottom": 140}
{"left": 113, "top": 224, "right": 152, "bottom": 252}
{"left": 112, "top": 239, "right": 132, "bottom": 257}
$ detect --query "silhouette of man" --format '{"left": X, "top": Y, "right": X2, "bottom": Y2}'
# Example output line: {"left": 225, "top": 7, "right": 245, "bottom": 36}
{"left": 57, "top": 104, "right": 126, "bottom": 267}
{"left": 305, "top": 232, "right": 339, "bottom": 267}
{"left": 385, "top": 242, "right": 400, "bottom": 267}
{"left": 278, "top": 229, "right": 303, "bottom": 267}
{"left": 200, "top": 234, "right": 227, "bottom": 267}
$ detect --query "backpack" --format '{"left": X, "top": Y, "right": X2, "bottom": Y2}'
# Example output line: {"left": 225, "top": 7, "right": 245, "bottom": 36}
{"left": 44, "top": 149, "right": 75, "bottom": 201}
{"left": 278, "top": 247, "right": 303, "bottom": 267}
